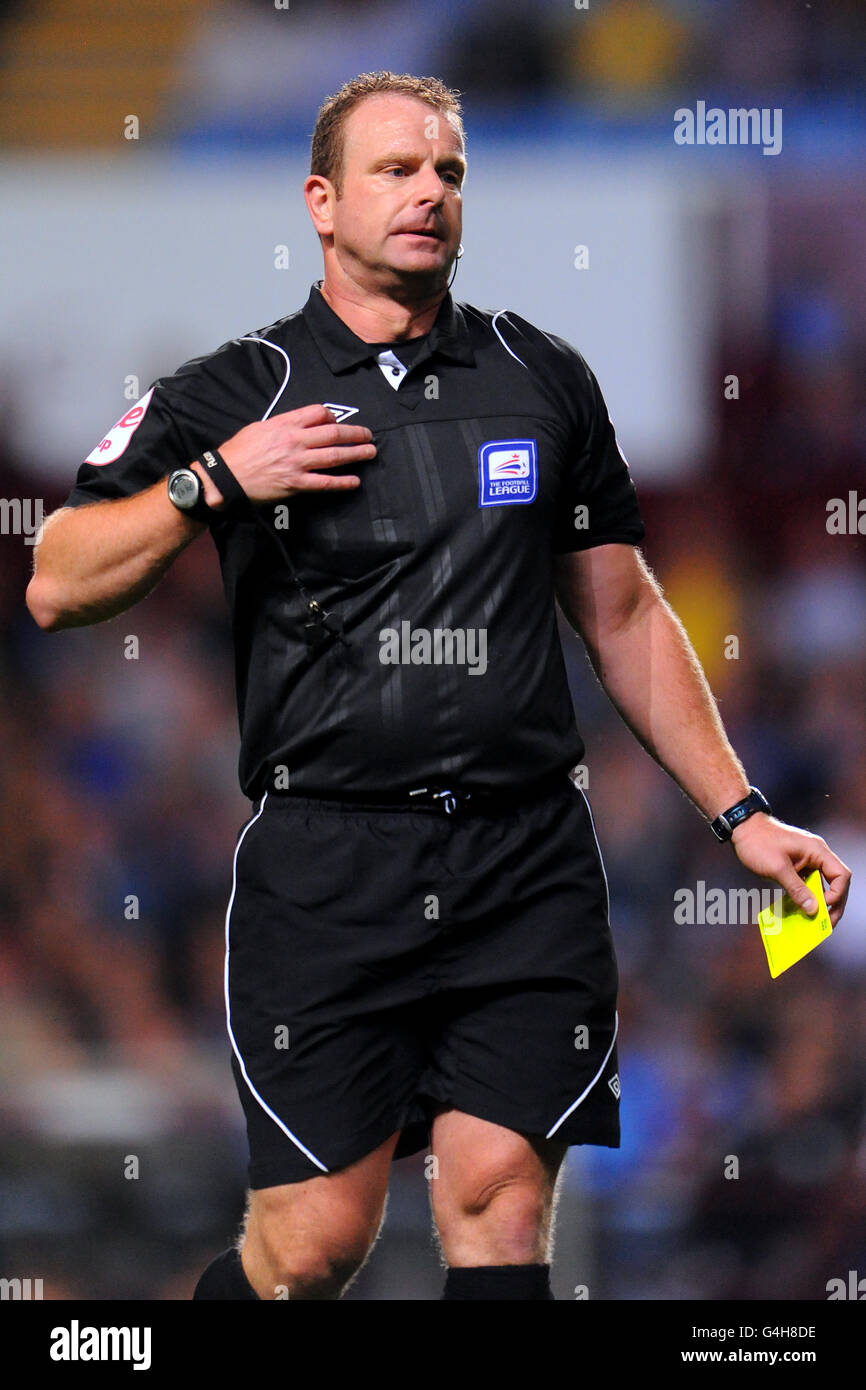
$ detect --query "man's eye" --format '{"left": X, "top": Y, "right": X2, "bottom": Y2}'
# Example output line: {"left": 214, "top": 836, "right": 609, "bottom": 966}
{"left": 386, "top": 166, "right": 406, "bottom": 176}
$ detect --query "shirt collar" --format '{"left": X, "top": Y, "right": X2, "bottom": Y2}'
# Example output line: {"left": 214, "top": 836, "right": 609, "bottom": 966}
{"left": 302, "top": 280, "right": 475, "bottom": 373}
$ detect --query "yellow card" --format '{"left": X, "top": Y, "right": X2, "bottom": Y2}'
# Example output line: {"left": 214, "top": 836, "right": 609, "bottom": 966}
{"left": 758, "top": 869, "right": 833, "bottom": 978}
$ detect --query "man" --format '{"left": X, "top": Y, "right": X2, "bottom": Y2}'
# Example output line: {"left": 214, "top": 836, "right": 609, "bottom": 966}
{"left": 26, "top": 72, "right": 850, "bottom": 1302}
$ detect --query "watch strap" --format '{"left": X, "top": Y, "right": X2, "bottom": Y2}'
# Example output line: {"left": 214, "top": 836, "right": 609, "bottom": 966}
{"left": 711, "top": 786, "right": 771, "bottom": 842}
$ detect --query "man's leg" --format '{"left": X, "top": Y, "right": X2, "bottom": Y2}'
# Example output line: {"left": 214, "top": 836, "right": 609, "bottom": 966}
{"left": 196, "top": 1128, "right": 401, "bottom": 1300}
{"left": 428, "top": 1108, "right": 568, "bottom": 1299}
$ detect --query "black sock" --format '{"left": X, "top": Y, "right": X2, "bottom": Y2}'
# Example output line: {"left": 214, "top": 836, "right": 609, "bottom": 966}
{"left": 441, "top": 1262, "right": 554, "bottom": 1300}
{"left": 192, "top": 1247, "right": 260, "bottom": 1300}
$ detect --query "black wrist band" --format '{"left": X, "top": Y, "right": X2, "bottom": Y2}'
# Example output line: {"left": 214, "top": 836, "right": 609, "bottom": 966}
{"left": 197, "top": 448, "right": 249, "bottom": 513}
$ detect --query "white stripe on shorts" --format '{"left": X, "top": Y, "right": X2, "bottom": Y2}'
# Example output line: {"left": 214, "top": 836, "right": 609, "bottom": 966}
{"left": 224, "top": 790, "right": 329, "bottom": 1173}
{"left": 545, "top": 1010, "right": 619, "bottom": 1139}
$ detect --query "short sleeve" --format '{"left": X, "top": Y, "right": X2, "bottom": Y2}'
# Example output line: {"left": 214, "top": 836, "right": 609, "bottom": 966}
{"left": 61, "top": 332, "right": 281, "bottom": 516}
{"left": 550, "top": 356, "right": 645, "bottom": 555}
{"left": 62, "top": 381, "right": 194, "bottom": 511}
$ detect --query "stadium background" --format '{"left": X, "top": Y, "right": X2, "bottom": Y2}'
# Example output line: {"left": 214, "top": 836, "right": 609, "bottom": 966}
{"left": 1, "top": 0, "right": 864, "bottom": 1301}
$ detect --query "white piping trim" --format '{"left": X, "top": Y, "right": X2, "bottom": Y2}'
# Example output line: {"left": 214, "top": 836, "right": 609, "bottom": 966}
{"left": 224, "top": 791, "right": 329, "bottom": 1172}
{"left": 238, "top": 335, "right": 292, "bottom": 419}
{"left": 545, "top": 783, "right": 618, "bottom": 1138}
{"left": 579, "top": 785, "right": 611, "bottom": 922}
{"left": 491, "top": 310, "right": 527, "bottom": 368}
{"left": 546, "top": 1010, "right": 619, "bottom": 1139}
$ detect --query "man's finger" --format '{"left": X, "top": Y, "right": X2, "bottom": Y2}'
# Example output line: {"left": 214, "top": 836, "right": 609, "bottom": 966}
{"left": 285, "top": 402, "right": 340, "bottom": 427}
{"left": 773, "top": 860, "right": 819, "bottom": 915}
{"left": 801, "top": 841, "right": 850, "bottom": 900}
{"left": 821, "top": 875, "right": 848, "bottom": 927}
{"left": 293, "top": 472, "right": 362, "bottom": 491}
{"left": 299, "top": 423, "right": 375, "bottom": 450}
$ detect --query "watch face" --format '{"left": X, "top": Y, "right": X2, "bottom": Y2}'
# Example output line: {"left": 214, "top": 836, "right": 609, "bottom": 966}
{"left": 170, "top": 472, "right": 198, "bottom": 508}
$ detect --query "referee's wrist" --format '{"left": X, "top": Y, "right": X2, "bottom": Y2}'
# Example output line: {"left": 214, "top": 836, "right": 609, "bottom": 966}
{"left": 189, "top": 459, "right": 226, "bottom": 510}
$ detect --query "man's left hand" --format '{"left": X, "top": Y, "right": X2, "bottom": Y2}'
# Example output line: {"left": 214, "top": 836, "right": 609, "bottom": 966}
{"left": 730, "top": 814, "right": 851, "bottom": 927}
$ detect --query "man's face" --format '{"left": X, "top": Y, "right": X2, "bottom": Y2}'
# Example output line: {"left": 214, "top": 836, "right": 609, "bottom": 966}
{"left": 327, "top": 93, "right": 465, "bottom": 292}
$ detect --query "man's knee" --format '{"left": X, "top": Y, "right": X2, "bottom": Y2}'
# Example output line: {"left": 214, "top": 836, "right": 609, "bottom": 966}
{"left": 242, "top": 1184, "right": 386, "bottom": 1298}
{"left": 469, "top": 1170, "right": 549, "bottom": 1218}
{"left": 435, "top": 1129, "right": 563, "bottom": 1214}
{"left": 429, "top": 1126, "right": 567, "bottom": 1263}
{"left": 439, "top": 1170, "right": 549, "bottom": 1235}
{"left": 260, "top": 1239, "right": 371, "bottom": 1299}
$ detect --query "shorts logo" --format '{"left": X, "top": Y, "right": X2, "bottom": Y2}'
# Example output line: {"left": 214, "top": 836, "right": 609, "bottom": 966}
{"left": 608, "top": 1073, "right": 621, "bottom": 1098}
{"left": 478, "top": 438, "right": 538, "bottom": 507}
{"left": 85, "top": 387, "right": 155, "bottom": 465}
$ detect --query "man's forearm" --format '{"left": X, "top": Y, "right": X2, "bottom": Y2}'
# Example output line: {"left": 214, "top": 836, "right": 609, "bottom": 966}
{"left": 26, "top": 477, "right": 205, "bottom": 631}
{"left": 583, "top": 589, "right": 749, "bottom": 823}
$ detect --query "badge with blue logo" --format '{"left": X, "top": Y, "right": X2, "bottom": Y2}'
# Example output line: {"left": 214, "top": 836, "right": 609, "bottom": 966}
{"left": 478, "top": 438, "right": 538, "bottom": 507}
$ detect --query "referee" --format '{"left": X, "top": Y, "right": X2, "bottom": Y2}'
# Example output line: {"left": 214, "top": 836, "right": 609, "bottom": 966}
{"left": 26, "top": 72, "right": 850, "bottom": 1302}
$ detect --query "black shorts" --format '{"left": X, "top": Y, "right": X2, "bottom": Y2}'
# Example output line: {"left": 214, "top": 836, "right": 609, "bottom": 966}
{"left": 225, "top": 776, "right": 621, "bottom": 1189}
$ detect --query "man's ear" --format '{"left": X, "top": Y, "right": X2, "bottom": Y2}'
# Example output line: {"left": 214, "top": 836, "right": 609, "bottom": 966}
{"left": 304, "top": 175, "right": 336, "bottom": 239}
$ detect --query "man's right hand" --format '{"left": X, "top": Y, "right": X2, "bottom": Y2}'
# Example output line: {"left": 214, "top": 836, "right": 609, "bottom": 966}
{"left": 26, "top": 407, "right": 378, "bottom": 632}
{"left": 208, "top": 404, "right": 377, "bottom": 506}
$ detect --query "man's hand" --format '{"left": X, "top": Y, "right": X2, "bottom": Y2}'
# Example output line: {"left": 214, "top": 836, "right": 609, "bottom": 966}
{"left": 730, "top": 813, "right": 851, "bottom": 927}
{"left": 214, "top": 404, "right": 377, "bottom": 505}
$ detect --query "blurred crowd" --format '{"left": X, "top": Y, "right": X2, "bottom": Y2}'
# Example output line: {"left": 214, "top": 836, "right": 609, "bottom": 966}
{"left": 3, "top": 0, "right": 863, "bottom": 157}
{"left": 165, "top": 0, "right": 866, "bottom": 142}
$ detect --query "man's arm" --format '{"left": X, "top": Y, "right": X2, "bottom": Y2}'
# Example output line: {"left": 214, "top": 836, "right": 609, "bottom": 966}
{"left": 553, "top": 543, "right": 851, "bottom": 926}
{"left": 25, "top": 475, "right": 209, "bottom": 632}
{"left": 25, "top": 404, "right": 378, "bottom": 633}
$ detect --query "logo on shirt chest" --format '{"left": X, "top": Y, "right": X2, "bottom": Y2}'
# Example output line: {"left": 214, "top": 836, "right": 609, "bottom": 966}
{"left": 478, "top": 438, "right": 538, "bottom": 506}
{"left": 322, "top": 402, "right": 359, "bottom": 423}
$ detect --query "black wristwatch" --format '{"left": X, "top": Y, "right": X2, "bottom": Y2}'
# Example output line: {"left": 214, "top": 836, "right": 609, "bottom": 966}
{"left": 167, "top": 467, "right": 213, "bottom": 525}
{"left": 710, "top": 786, "right": 772, "bottom": 842}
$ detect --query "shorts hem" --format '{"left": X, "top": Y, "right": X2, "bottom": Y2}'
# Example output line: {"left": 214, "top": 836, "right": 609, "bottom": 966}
{"left": 246, "top": 1104, "right": 418, "bottom": 1189}
{"left": 409, "top": 1086, "right": 621, "bottom": 1153}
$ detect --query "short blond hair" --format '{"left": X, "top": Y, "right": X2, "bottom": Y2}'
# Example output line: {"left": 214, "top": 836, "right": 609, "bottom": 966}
{"left": 310, "top": 71, "right": 465, "bottom": 195}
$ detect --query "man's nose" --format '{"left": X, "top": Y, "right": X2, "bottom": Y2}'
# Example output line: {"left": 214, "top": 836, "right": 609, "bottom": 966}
{"left": 414, "top": 165, "right": 446, "bottom": 204}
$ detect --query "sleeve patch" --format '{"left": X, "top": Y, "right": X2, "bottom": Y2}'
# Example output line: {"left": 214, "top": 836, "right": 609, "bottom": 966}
{"left": 84, "top": 387, "right": 155, "bottom": 465}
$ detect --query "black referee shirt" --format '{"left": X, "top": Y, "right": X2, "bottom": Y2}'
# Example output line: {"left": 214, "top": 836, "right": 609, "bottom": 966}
{"left": 63, "top": 281, "right": 645, "bottom": 800}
